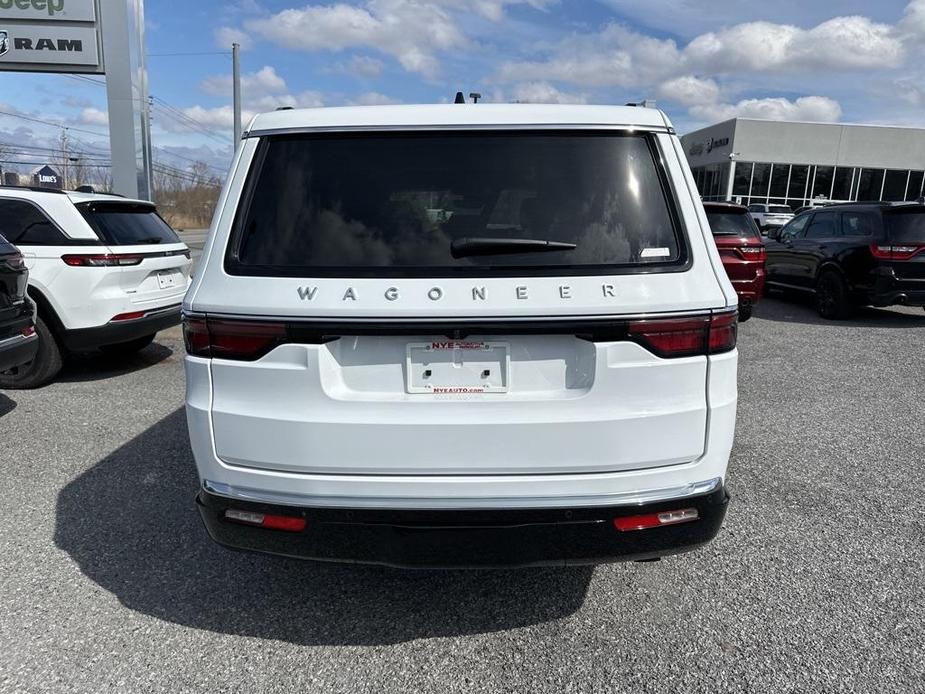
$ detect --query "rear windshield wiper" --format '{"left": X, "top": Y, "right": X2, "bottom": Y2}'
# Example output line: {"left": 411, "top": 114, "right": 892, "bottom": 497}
{"left": 451, "top": 237, "right": 577, "bottom": 258}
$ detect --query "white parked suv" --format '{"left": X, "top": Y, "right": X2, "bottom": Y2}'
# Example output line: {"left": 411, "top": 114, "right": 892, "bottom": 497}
{"left": 185, "top": 104, "right": 738, "bottom": 567}
{"left": 748, "top": 203, "right": 793, "bottom": 232}
{"left": 0, "top": 187, "right": 191, "bottom": 388}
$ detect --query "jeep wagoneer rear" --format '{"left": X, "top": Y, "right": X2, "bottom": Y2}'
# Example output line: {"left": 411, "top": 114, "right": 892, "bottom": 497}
{"left": 184, "top": 104, "right": 738, "bottom": 567}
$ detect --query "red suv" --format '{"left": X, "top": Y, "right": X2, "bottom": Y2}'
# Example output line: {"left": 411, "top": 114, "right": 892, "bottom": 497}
{"left": 703, "top": 202, "right": 766, "bottom": 321}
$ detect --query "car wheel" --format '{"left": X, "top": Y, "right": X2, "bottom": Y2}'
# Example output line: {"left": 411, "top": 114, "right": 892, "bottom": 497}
{"left": 99, "top": 333, "right": 156, "bottom": 356}
{"left": 0, "top": 315, "right": 63, "bottom": 389}
{"left": 739, "top": 304, "right": 753, "bottom": 322}
{"left": 815, "top": 270, "right": 852, "bottom": 320}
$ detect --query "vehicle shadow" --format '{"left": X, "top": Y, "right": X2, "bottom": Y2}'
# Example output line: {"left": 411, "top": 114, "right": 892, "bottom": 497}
{"left": 0, "top": 392, "right": 15, "bottom": 417}
{"left": 54, "top": 408, "right": 593, "bottom": 646}
{"left": 754, "top": 296, "right": 925, "bottom": 329}
{"left": 56, "top": 342, "right": 175, "bottom": 384}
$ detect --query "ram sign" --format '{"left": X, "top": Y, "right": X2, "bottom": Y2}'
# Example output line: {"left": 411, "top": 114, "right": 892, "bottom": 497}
{"left": 0, "top": 0, "right": 102, "bottom": 73}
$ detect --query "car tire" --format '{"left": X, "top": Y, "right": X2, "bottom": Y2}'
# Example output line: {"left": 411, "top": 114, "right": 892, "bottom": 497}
{"left": 99, "top": 333, "right": 156, "bottom": 356}
{"left": 815, "top": 270, "right": 852, "bottom": 320}
{"left": 739, "top": 304, "right": 753, "bottom": 322}
{"left": 0, "top": 315, "right": 63, "bottom": 389}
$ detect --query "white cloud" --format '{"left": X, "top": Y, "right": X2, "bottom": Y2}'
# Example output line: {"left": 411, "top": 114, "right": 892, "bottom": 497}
{"left": 79, "top": 107, "right": 109, "bottom": 126}
{"left": 347, "top": 55, "right": 385, "bottom": 77}
{"left": 899, "top": 0, "right": 925, "bottom": 39}
{"left": 690, "top": 95, "right": 842, "bottom": 124}
{"left": 349, "top": 91, "right": 402, "bottom": 105}
{"left": 656, "top": 76, "right": 720, "bottom": 107}
{"left": 511, "top": 81, "right": 587, "bottom": 104}
{"left": 244, "top": 1, "right": 466, "bottom": 77}
{"left": 685, "top": 17, "right": 904, "bottom": 73}
{"left": 496, "top": 24, "right": 681, "bottom": 88}
{"left": 215, "top": 25, "right": 252, "bottom": 50}
{"left": 201, "top": 65, "right": 288, "bottom": 98}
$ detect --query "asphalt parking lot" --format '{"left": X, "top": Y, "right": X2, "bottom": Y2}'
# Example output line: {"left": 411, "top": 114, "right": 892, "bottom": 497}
{"left": 1, "top": 296, "right": 924, "bottom": 693}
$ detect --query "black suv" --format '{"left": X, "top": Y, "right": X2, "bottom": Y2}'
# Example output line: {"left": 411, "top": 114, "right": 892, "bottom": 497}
{"left": 0, "top": 234, "right": 37, "bottom": 372}
{"left": 765, "top": 203, "right": 925, "bottom": 318}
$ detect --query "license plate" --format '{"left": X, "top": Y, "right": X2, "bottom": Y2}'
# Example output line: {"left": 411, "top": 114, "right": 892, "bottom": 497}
{"left": 406, "top": 340, "right": 510, "bottom": 394}
{"left": 156, "top": 270, "right": 181, "bottom": 290}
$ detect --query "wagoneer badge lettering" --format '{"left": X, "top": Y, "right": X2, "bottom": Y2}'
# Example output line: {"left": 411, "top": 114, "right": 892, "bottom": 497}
{"left": 296, "top": 284, "right": 624, "bottom": 302}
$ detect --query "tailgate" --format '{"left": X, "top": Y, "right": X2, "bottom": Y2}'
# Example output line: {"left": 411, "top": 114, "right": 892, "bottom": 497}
{"left": 208, "top": 323, "right": 710, "bottom": 476}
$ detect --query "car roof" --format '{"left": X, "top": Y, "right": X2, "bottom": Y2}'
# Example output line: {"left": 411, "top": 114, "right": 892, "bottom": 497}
{"left": 246, "top": 103, "right": 672, "bottom": 136}
{"left": 0, "top": 185, "right": 152, "bottom": 207}
{"left": 703, "top": 201, "right": 748, "bottom": 212}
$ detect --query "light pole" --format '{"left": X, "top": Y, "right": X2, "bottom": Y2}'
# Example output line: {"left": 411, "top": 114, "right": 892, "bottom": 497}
{"left": 232, "top": 42, "right": 242, "bottom": 147}
{"left": 726, "top": 152, "right": 740, "bottom": 203}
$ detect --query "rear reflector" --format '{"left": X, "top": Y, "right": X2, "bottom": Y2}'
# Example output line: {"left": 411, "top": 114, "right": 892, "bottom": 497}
{"left": 110, "top": 311, "right": 146, "bottom": 322}
{"left": 183, "top": 316, "right": 287, "bottom": 361}
{"left": 62, "top": 253, "right": 144, "bottom": 267}
{"left": 224, "top": 508, "right": 306, "bottom": 532}
{"left": 628, "top": 310, "right": 737, "bottom": 358}
{"left": 22, "top": 326, "right": 35, "bottom": 337}
{"left": 613, "top": 508, "right": 699, "bottom": 531}
{"left": 870, "top": 243, "right": 925, "bottom": 260}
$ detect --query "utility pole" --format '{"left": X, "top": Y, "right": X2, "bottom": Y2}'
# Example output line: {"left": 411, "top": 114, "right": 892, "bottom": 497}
{"left": 232, "top": 42, "right": 242, "bottom": 147}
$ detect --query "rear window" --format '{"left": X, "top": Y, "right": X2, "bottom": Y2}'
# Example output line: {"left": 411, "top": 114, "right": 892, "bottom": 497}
{"left": 768, "top": 205, "right": 792, "bottom": 214}
{"left": 228, "top": 132, "right": 686, "bottom": 277}
{"left": 705, "top": 209, "right": 761, "bottom": 238}
{"left": 887, "top": 207, "right": 925, "bottom": 243}
{"left": 79, "top": 203, "right": 180, "bottom": 246}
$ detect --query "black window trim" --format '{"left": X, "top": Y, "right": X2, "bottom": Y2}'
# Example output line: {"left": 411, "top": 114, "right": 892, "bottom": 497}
{"left": 0, "top": 196, "right": 103, "bottom": 246}
{"left": 223, "top": 129, "right": 693, "bottom": 279}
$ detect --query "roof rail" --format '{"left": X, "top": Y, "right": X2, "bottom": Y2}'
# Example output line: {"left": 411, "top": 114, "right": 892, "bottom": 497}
{"left": 0, "top": 184, "right": 67, "bottom": 194}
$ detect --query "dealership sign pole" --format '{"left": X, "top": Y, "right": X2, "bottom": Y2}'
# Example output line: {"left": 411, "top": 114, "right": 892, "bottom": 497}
{"left": 0, "top": 0, "right": 153, "bottom": 200}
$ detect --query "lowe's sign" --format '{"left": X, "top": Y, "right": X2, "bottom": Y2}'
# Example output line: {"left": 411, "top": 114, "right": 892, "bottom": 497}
{"left": 0, "top": 0, "right": 101, "bottom": 73}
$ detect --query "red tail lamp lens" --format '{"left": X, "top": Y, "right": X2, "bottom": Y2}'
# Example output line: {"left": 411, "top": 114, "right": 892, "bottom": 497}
{"left": 182, "top": 316, "right": 287, "bottom": 360}
{"left": 110, "top": 311, "right": 146, "bottom": 322}
{"left": 62, "top": 254, "right": 143, "bottom": 267}
{"left": 628, "top": 311, "right": 737, "bottom": 358}
{"left": 22, "top": 326, "right": 35, "bottom": 337}
{"left": 613, "top": 508, "right": 699, "bottom": 531}
{"left": 224, "top": 508, "right": 306, "bottom": 532}
{"left": 870, "top": 243, "right": 925, "bottom": 260}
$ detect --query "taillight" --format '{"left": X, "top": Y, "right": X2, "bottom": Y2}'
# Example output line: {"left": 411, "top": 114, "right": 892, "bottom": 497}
{"left": 183, "top": 316, "right": 287, "bottom": 360}
{"left": 62, "top": 253, "right": 143, "bottom": 266}
{"left": 628, "top": 311, "right": 737, "bottom": 358}
{"left": 736, "top": 246, "right": 766, "bottom": 261}
{"left": 870, "top": 243, "right": 925, "bottom": 260}
{"left": 110, "top": 311, "right": 146, "bottom": 322}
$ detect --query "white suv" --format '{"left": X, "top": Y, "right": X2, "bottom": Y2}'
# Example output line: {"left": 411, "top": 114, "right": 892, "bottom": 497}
{"left": 0, "top": 187, "right": 191, "bottom": 388}
{"left": 185, "top": 104, "right": 738, "bottom": 568}
{"left": 748, "top": 203, "right": 793, "bottom": 232}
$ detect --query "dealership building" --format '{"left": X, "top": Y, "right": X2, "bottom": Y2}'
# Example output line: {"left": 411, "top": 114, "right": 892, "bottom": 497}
{"left": 681, "top": 118, "right": 925, "bottom": 210}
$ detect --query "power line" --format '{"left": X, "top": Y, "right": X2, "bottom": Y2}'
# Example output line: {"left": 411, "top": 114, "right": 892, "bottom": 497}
{"left": 147, "top": 51, "right": 231, "bottom": 57}
{"left": 0, "top": 109, "right": 110, "bottom": 139}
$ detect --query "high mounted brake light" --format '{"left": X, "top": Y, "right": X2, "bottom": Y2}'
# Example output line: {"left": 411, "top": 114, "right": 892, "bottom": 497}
{"left": 62, "top": 253, "right": 143, "bottom": 267}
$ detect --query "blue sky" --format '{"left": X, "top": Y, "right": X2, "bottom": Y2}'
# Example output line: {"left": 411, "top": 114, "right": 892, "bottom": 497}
{"left": 1, "top": 0, "right": 923, "bottom": 176}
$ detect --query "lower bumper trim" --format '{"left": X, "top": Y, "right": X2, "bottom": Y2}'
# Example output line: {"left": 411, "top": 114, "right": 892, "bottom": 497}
{"left": 62, "top": 304, "right": 181, "bottom": 351}
{"left": 0, "top": 332, "right": 38, "bottom": 372}
{"left": 196, "top": 484, "right": 729, "bottom": 568}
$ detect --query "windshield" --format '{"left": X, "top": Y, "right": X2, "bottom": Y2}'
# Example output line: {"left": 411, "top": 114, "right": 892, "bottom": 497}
{"left": 706, "top": 209, "right": 761, "bottom": 238}
{"left": 79, "top": 203, "right": 181, "bottom": 246}
{"left": 228, "top": 132, "right": 685, "bottom": 277}
{"left": 768, "top": 205, "right": 792, "bottom": 214}
{"left": 887, "top": 207, "right": 925, "bottom": 243}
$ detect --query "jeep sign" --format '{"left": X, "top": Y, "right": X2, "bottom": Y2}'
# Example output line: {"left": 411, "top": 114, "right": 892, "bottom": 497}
{"left": 0, "top": 0, "right": 96, "bottom": 22}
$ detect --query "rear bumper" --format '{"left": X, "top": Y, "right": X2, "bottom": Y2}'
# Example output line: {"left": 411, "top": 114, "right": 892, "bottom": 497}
{"left": 868, "top": 272, "right": 925, "bottom": 307}
{"left": 62, "top": 303, "right": 181, "bottom": 350}
{"left": 0, "top": 331, "right": 38, "bottom": 372}
{"left": 196, "top": 484, "right": 729, "bottom": 568}
{"left": 730, "top": 271, "right": 765, "bottom": 304}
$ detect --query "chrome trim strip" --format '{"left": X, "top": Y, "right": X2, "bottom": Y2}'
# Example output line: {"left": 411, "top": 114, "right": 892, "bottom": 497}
{"left": 202, "top": 476, "right": 722, "bottom": 510}
{"left": 186, "top": 308, "right": 728, "bottom": 323}
{"left": 245, "top": 123, "right": 672, "bottom": 138}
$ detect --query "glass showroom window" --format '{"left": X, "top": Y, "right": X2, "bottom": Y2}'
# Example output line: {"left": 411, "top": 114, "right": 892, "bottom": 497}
{"left": 832, "top": 167, "right": 854, "bottom": 202}
{"left": 883, "top": 169, "right": 908, "bottom": 201}
{"left": 856, "top": 169, "right": 885, "bottom": 202}
{"left": 769, "top": 164, "right": 789, "bottom": 200}
{"left": 812, "top": 166, "right": 834, "bottom": 200}
{"left": 788, "top": 165, "right": 809, "bottom": 207}
{"left": 751, "top": 163, "right": 771, "bottom": 202}
{"left": 733, "top": 162, "right": 752, "bottom": 199}
{"left": 906, "top": 171, "right": 925, "bottom": 201}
